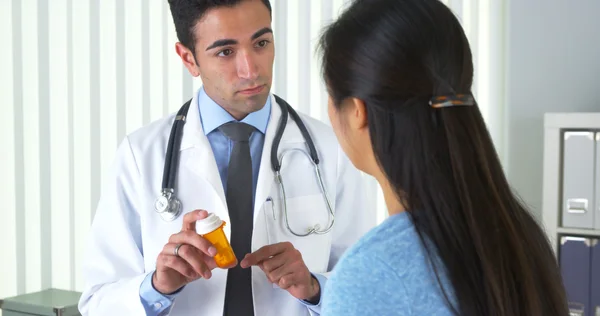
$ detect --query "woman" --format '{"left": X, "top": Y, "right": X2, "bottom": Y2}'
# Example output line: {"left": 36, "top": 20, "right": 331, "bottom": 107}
{"left": 318, "top": 0, "right": 569, "bottom": 315}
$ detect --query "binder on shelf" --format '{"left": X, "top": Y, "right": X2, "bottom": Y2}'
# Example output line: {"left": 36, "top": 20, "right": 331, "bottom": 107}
{"left": 560, "top": 236, "right": 592, "bottom": 316}
{"left": 591, "top": 239, "right": 600, "bottom": 316}
{"left": 595, "top": 133, "right": 600, "bottom": 230}
{"left": 562, "top": 131, "right": 595, "bottom": 229}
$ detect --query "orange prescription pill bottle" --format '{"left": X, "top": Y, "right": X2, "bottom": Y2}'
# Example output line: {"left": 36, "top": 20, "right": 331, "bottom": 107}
{"left": 196, "top": 213, "right": 237, "bottom": 268}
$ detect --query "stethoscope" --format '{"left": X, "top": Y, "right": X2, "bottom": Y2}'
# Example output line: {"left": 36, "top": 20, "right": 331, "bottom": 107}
{"left": 154, "top": 95, "right": 335, "bottom": 237}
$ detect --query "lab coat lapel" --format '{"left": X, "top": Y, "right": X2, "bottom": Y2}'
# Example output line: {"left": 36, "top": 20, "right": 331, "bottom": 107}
{"left": 180, "top": 93, "right": 228, "bottom": 213}
{"left": 253, "top": 95, "right": 281, "bottom": 224}
{"left": 179, "top": 93, "right": 286, "bottom": 226}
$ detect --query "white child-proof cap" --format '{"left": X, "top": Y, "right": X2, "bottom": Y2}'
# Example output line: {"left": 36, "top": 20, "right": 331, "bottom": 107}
{"left": 196, "top": 213, "right": 224, "bottom": 235}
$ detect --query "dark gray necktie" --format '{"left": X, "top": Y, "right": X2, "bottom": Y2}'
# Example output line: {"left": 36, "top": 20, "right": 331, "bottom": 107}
{"left": 219, "top": 122, "right": 255, "bottom": 316}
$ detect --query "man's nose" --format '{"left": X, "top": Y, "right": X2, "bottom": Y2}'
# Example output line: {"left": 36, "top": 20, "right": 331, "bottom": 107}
{"left": 236, "top": 51, "right": 259, "bottom": 80}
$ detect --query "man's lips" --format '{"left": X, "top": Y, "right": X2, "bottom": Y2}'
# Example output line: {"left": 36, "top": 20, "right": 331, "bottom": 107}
{"left": 238, "top": 85, "right": 265, "bottom": 95}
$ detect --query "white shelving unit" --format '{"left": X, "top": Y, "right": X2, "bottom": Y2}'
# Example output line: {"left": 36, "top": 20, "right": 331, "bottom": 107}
{"left": 541, "top": 112, "right": 600, "bottom": 255}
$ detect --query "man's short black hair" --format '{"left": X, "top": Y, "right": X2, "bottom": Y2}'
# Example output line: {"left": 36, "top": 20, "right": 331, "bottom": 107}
{"left": 168, "top": 0, "right": 272, "bottom": 53}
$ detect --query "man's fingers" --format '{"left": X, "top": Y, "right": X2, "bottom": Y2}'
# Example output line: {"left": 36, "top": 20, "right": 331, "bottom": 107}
{"left": 241, "top": 242, "right": 292, "bottom": 268}
{"left": 169, "top": 230, "right": 217, "bottom": 258}
{"left": 182, "top": 209, "right": 208, "bottom": 231}
{"left": 264, "top": 261, "right": 294, "bottom": 283}
{"left": 162, "top": 244, "right": 212, "bottom": 279}
{"left": 259, "top": 253, "right": 288, "bottom": 274}
{"left": 277, "top": 272, "right": 297, "bottom": 289}
{"left": 159, "top": 253, "right": 199, "bottom": 279}
{"left": 220, "top": 259, "right": 238, "bottom": 270}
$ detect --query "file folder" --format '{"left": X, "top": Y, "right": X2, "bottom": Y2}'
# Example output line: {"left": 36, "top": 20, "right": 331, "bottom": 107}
{"left": 560, "top": 236, "right": 592, "bottom": 316}
{"left": 591, "top": 239, "right": 600, "bottom": 316}
{"left": 562, "top": 131, "right": 595, "bottom": 229}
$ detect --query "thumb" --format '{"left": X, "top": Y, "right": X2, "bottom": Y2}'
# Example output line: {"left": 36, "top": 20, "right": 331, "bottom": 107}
{"left": 182, "top": 209, "right": 209, "bottom": 231}
{"left": 196, "top": 209, "right": 209, "bottom": 219}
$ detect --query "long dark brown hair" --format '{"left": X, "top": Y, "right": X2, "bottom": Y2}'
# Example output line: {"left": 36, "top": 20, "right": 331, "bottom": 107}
{"left": 319, "top": 0, "right": 568, "bottom": 315}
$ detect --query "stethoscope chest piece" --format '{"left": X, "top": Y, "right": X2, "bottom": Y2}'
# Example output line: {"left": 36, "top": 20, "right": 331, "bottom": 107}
{"left": 154, "top": 190, "right": 182, "bottom": 222}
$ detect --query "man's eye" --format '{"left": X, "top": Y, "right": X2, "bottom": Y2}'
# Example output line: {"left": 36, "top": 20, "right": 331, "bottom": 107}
{"left": 217, "top": 49, "right": 233, "bottom": 57}
{"left": 257, "top": 40, "right": 269, "bottom": 48}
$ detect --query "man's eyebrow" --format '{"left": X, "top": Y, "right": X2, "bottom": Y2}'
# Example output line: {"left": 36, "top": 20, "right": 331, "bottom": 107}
{"left": 204, "top": 27, "right": 273, "bottom": 51}
{"left": 205, "top": 39, "right": 238, "bottom": 51}
{"left": 251, "top": 27, "right": 273, "bottom": 40}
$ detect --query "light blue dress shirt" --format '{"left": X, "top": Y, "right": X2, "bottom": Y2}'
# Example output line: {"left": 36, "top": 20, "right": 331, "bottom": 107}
{"left": 139, "top": 88, "right": 325, "bottom": 315}
{"left": 198, "top": 86, "right": 271, "bottom": 201}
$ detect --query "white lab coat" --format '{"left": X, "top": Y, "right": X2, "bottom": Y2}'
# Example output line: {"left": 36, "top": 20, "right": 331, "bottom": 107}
{"left": 78, "top": 93, "right": 374, "bottom": 316}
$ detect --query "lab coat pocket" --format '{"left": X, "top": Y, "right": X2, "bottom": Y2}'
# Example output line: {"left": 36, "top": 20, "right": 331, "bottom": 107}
{"left": 266, "top": 194, "right": 333, "bottom": 278}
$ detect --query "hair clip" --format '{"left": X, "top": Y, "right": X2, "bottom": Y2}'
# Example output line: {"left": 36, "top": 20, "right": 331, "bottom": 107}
{"left": 429, "top": 94, "right": 475, "bottom": 109}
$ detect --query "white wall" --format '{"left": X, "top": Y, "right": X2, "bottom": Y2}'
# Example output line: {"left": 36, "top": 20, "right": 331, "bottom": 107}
{"left": 505, "top": 0, "right": 600, "bottom": 219}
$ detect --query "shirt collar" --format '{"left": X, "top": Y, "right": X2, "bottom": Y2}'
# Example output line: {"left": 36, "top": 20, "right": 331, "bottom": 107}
{"left": 198, "top": 87, "right": 271, "bottom": 136}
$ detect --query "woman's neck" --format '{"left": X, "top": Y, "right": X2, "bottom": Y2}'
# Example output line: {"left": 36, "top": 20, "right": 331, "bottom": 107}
{"left": 376, "top": 174, "right": 405, "bottom": 216}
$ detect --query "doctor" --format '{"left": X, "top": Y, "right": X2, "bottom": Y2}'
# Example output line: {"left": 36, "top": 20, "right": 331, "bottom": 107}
{"left": 77, "top": 0, "right": 373, "bottom": 315}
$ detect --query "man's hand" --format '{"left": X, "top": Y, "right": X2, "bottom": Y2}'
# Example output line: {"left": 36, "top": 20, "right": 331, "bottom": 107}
{"left": 240, "top": 242, "right": 320, "bottom": 303}
{"left": 152, "top": 210, "right": 237, "bottom": 294}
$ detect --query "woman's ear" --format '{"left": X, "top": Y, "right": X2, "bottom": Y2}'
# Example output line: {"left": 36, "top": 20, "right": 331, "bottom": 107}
{"left": 347, "top": 97, "right": 368, "bottom": 130}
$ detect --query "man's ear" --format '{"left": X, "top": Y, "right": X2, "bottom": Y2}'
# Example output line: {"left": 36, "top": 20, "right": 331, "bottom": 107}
{"left": 175, "top": 42, "right": 200, "bottom": 77}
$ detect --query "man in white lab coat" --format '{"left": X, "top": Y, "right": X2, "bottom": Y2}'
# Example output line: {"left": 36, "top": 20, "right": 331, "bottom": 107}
{"left": 77, "top": 0, "right": 373, "bottom": 315}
